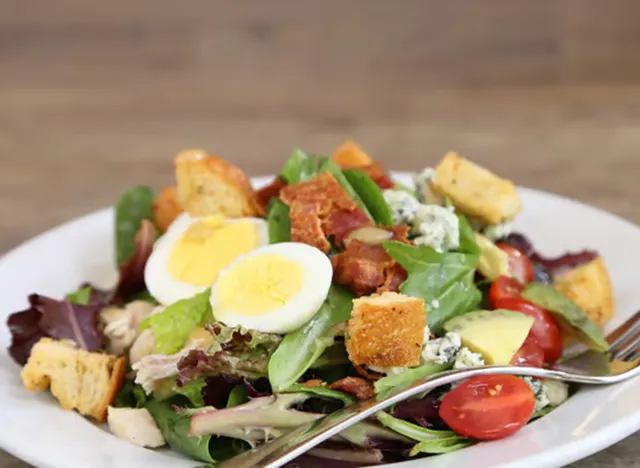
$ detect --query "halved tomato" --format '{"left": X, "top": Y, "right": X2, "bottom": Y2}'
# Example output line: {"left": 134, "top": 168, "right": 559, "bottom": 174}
{"left": 496, "top": 243, "right": 534, "bottom": 284}
{"left": 510, "top": 335, "right": 545, "bottom": 368}
{"left": 439, "top": 375, "right": 536, "bottom": 440}
{"left": 488, "top": 275, "right": 524, "bottom": 308}
{"left": 494, "top": 297, "right": 563, "bottom": 366}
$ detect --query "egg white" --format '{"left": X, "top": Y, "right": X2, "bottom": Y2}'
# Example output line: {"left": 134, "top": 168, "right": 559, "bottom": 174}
{"left": 144, "top": 212, "right": 269, "bottom": 306}
{"left": 210, "top": 242, "right": 333, "bottom": 334}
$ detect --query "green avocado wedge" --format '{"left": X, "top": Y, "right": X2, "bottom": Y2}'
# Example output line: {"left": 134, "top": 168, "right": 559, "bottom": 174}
{"left": 521, "top": 282, "right": 609, "bottom": 352}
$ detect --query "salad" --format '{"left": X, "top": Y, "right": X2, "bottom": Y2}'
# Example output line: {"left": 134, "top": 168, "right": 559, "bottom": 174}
{"left": 7, "top": 142, "right": 614, "bottom": 466}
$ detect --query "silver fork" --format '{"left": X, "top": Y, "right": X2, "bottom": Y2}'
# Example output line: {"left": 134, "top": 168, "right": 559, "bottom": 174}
{"left": 219, "top": 311, "right": 640, "bottom": 468}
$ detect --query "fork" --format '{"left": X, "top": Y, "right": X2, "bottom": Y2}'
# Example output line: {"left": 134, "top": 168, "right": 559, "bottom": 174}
{"left": 219, "top": 311, "right": 640, "bottom": 468}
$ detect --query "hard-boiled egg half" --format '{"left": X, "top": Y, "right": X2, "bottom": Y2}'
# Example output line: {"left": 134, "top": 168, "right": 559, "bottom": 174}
{"left": 210, "top": 242, "right": 333, "bottom": 334}
{"left": 145, "top": 212, "right": 268, "bottom": 306}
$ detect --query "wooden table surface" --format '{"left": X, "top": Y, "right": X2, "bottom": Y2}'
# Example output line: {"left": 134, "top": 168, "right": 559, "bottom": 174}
{"left": 2, "top": 1, "right": 640, "bottom": 466}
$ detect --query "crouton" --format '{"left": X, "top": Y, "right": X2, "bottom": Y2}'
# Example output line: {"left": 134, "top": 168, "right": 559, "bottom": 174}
{"left": 21, "top": 338, "right": 126, "bottom": 423}
{"left": 174, "top": 148, "right": 262, "bottom": 218}
{"left": 152, "top": 187, "right": 183, "bottom": 233}
{"left": 430, "top": 152, "right": 523, "bottom": 224}
{"left": 554, "top": 256, "right": 615, "bottom": 327}
{"left": 346, "top": 292, "right": 426, "bottom": 368}
{"left": 332, "top": 140, "right": 373, "bottom": 168}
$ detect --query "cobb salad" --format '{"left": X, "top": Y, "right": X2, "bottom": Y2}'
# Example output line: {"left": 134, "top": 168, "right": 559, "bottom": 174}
{"left": 7, "top": 142, "right": 614, "bottom": 467}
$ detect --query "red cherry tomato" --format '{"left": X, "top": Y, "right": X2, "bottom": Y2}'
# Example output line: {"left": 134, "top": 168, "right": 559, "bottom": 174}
{"left": 488, "top": 276, "right": 524, "bottom": 308}
{"left": 496, "top": 243, "right": 535, "bottom": 284}
{"left": 439, "top": 375, "right": 536, "bottom": 440}
{"left": 494, "top": 297, "right": 563, "bottom": 366}
{"left": 510, "top": 335, "right": 545, "bottom": 368}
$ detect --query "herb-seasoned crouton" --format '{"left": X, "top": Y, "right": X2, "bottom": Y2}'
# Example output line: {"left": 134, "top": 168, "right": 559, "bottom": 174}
{"left": 174, "top": 149, "right": 262, "bottom": 218}
{"left": 333, "top": 140, "right": 373, "bottom": 168}
{"left": 554, "top": 256, "right": 614, "bottom": 327}
{"left": 430, "top": 152, "right": 522, "bottom": 224}
{"left": 152, "top": 187, "right": 183, "bottom": 233}
{"left": 346, "top": 292, "right": 426, "bottom": 368}
{"left": 21, "top": 338, "right": 126, "bottom": 422}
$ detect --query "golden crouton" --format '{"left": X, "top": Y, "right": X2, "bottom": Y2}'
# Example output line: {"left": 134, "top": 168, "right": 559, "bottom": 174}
{"left": 152, "top": 187, "right": 183, "bottom": 233}
{"left": 346, "top": 292, "right": 426, "bottom": 368}
{"left": 21, "top": 338, "right": 126, "bottom": 423}
{"left": 430, "top": 152, "right": 523, "bottom": 224}
{"left": 554, "top": 256, "right": 615, "bottom": 327}
{"left": 333, "top": 140, "right": 373, "bottom": 168}
{"left": 174, "top": 149, "right": 262, "bottom": 218}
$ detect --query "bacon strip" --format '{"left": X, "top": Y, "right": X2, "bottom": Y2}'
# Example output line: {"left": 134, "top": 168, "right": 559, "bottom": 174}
{"left": 329, "top": 377, "right": 374, "bottom": 401}
{"left": 256, "top": 177, "right": 287, "bottom": 212}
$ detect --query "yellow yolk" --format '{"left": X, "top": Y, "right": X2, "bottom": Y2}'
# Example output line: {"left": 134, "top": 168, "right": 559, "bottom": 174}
{"left": 168, "top": 216, "right": 258, "bottom": 286}
{"left": 214, "top": 254, "right": 304, "bottom": 316}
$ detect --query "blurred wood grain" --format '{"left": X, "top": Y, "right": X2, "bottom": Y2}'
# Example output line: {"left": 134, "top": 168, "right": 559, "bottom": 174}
{"left": 1, "top": 1, "right": 640, "bottom": 466}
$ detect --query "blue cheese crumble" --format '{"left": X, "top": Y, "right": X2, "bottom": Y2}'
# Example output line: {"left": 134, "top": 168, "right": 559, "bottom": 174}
{"left": 413, "top": 205, "right": 460, "bottom": 252}
{"left": 413, "top": 167, "right": 442, "bottom": 205}
{"left": 483, "top": 221, "right": 513, "bottom": 242}
{"left": 422, "top": 332, "right": 462, "bottom": 364}
{"left": 452, "top": 347, "right": 485, "bottom": 369}
{"left": 383, "top": 189, "right": 421, "bottom": 225}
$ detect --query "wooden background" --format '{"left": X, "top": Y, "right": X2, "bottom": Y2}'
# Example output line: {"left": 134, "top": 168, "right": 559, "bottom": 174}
{"left": 2, "top": 1, "right": 640, "bottom": 466}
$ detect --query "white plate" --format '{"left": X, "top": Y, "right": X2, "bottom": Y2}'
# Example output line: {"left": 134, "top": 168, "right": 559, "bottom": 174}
{"left": 0, "top": 173, "right": 639, "bottom": 468}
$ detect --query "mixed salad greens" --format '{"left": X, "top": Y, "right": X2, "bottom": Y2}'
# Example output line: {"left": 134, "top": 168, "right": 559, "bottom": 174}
{"left": 7, "top": 143, "right": 612, "bottom": 467}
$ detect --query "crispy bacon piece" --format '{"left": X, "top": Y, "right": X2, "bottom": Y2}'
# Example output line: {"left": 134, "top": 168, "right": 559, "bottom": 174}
{"left": 331, "top": 225, "right": 411, "bottom": 297}
{"left": 256, "top": 177, "right": 287, "bottom": 212}
{"left": 280, "top": 173, "right": 371, "bottom": 253}
{"left": 329, "top": 377, "right": 374, "bottom": 401}
{"left": 361, "top": 162, "right": 394, "bottom": 190}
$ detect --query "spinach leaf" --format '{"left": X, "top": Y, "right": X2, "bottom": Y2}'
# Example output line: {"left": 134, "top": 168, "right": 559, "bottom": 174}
{"left": 374, "top": 362, "right": 450, "bottom": 398}
{"left": 268, "top": 285, "right": 353, "bottom": 392}
{"left": 521, "top": 282, "right": 609, "bottom": 352}
{"left": 457, "top": 214, "right": 481, "bottom": 255}
{"left": 384, "top": 241, "right": 480, "bottom": 333}
{"left": 65, "top": 286, "right": 93, "bottom": 305}
{"left": 278, "top": 149, "right": 373, "bottom": 220}
{"left": 342, "top": 169, "right": 393, "bottom": 226}
{"left": 309, "top": 342, "right": 350, "bottom": 368}
{"left": 267, "top": 198, "right": 291, "bottom": 244}
{"left": 282, "top": 383, "right": 356, "bottom": 407}
{"left": 175, "top": 378, "right": 207, "bottom": 407}
{"left": 115, "top": 186, "right": 155, "bottom": 266}
{"left": 114, "top": 380, "right": 148, "bottom": 408}
{"left": 227, "top": 385, "right": 250, "bottom": 408}
{"left": 146, "top": 399, "right": 216, "bottom": 463}
{"left": 139, "top": 289, "right": 213, "bottom": 355}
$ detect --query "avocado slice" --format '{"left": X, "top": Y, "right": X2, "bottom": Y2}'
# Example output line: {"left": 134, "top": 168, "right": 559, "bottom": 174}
{"left": 444, "top": 310, "right": 534, "bottom": 365}
{"left": 521, "top": 282, "right": 609, "bottom": 352}
{"left": 473, "top": 233, "right": 510, "bottom": 280}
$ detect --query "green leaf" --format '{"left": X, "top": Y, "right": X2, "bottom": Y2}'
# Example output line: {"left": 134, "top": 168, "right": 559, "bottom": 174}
{"left": 374, "top": 361, "right": 450, "bottom": 398}
{"left": 268, "top": 285, "right": 353, "bottom": 392}
{"left": 342, "top": 169, "right": 393, "bottom": 227}
{"left": 457, "top": 214, "right": 481, "bottom": 255}
{"left": 521, "top": 282, "right": 609, "bottom": 352}
{"left": 409, "top": 438, "right": 473, "bottom": 455}
{"left": 383, "top": 241, "right": 480, "bottom": 333}
{"left": 309, "top": 342, "right": 350, "bottom": 369}
{"left": 376, "top": 411, "right": 456, "bottom": 441}
{"left": 282, "top": 383, "right": 356, "bottom": 407}
{"left": 113, "top": 380, "right": 148, "bottom": 409}
{"left": 227, "top": 385, "right": 250, "bottom": 408}
{"left": 175, "top": 379, "right": 206, "bottom": 407}
{"left": 267, "top": 198, "right": 291, "bottom": 244}
{"left": 278, "top": 149, "right": 373, "bottom": 220}
{"left": 146, "top": 399, "right": 216, "bottom": 463}
{"left": 393, "top": 181, "right": 415, "bottom": 194}
{"left": 140, "top": 289, "right": 213, "bottom": 355}
{"left": 66, "top": 286, "right": 93, "bottom": 305}
{"left": 115, "top": 186, "right": 156, "bottom": 266}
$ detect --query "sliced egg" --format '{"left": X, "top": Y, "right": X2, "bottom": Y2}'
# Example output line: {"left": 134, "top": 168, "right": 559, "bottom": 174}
{"left": 144, "top": 212, "right": 268, "bottom": 306}
{"left": 210, "top": 242, "right": 333, "bottom": 334}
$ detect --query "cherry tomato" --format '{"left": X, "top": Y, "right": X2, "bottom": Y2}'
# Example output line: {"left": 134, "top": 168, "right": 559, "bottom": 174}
{"left": 494, "top": 297, "right": 563, "bottom": 366}
{"left": 496, "top": 243, "right": 535, "bottom": 284}
{"left": 510, "top": 335, "right": 545, "bottom": 368}
{"left": 488, "top": 275, "right": 524, "bottom": 308}
{"left": 439, "top": 375, "right": 536, "bottom": 440}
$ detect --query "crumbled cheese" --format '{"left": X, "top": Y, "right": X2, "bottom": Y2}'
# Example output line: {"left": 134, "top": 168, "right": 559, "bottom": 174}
{"left": 431, "top": 299, "right": 440, "bottom": 309}
{"left": 523, "top": 377, "right": 551, "bottom": 412}
{"left": 422, "top": 332, "right": 462, "bottom": 365}
{"left": 452, "top": 347, "right": 485, "bottom": 369}
{"left": 483, "top": 222, "right": 513, "bottom": 242}
{"left": 413, "top": 167, "right": 442, "bottom": 205}
{"left": 383, "top": 189, "right": 421, "bottom": 225}
{"left": 413, "top": 204, "right": 460, "bottom": 252}
{"left": 543, "top": 379, "right": 569, "bottom": 407}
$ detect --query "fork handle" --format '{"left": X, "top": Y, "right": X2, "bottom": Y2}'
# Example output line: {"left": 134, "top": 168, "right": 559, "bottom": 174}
{"left": 218, "top": 366, "right": 593, "bottom": 468}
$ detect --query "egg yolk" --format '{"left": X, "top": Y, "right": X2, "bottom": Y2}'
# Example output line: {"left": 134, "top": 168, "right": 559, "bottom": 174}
{"left": 168, "top": 216, "right": 259, "bottom": 286}
{"left": 214, "top": 254, "right": 304, "bottom": 316}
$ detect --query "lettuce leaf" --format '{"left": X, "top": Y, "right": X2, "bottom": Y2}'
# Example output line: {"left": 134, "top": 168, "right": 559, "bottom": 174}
{"left": 267, "top": 198, "right": 291, "bottom": 244}
{"left": 342, "top": 169, "right": 393, "bottom": 227}
{"left": 140, "top": 289, "right": 212, "bottom": 355}
{"left": 114, "top": 186, "right": 156, "bottom": 266}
